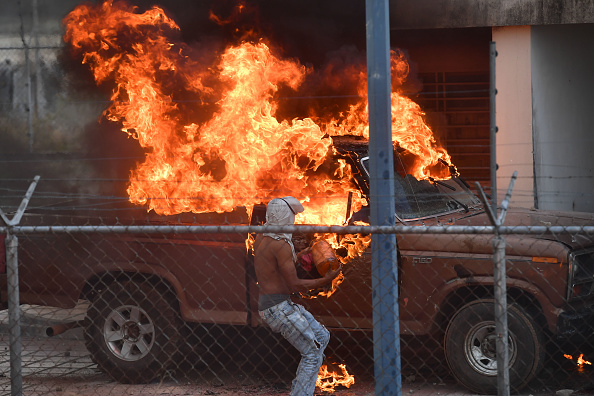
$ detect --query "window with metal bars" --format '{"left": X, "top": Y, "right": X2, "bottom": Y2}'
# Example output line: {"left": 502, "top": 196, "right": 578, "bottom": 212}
{"left": 414, "top": 71, "right": 491, "bottom": 189}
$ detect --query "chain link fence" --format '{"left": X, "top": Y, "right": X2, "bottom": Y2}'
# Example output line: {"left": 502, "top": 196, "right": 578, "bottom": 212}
{"left": 2, "top": 215, "right": 594, "bottom": 395}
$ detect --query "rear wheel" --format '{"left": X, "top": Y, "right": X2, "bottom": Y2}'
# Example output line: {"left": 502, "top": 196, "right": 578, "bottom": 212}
{"left": 84, "top": 280, "right": 181, "bottom": 383}
{"left": 444, "top": 299, "right": 544, "bottom": 394}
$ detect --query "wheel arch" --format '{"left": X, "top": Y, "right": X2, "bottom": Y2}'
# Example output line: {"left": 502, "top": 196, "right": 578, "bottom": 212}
{"left": 80, "top": 267, "right": 185, "bottom": 315}
{"left": 432, "top": 280, "right": 553, "bottom": 338}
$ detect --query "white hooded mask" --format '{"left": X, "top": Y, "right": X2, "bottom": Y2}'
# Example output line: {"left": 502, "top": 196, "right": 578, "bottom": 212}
{"left": 263, "top": 196, "right": 304, "bottom": 262}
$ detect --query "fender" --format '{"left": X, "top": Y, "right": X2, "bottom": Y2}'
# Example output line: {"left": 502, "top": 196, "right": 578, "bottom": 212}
{"left": 426, "top": 276, "right": 562, "bottom": 334}
{"left": 81, "top": 260, "right": 190, "bottom": 318}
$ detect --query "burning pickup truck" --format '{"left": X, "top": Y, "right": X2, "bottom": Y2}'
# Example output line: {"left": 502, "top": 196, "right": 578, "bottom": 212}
{"left": 3, "top": 136, "right": 594, "bottom": 395}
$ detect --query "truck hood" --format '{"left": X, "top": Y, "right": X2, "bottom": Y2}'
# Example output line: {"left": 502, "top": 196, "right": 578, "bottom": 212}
{"left": 450, "top": 207, "right": 594, "bottom": 250}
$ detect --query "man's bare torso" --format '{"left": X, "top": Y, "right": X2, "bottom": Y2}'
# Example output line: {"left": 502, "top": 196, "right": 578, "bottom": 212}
{"left": 253, "top": 234, "right": 293, "bottom": 296}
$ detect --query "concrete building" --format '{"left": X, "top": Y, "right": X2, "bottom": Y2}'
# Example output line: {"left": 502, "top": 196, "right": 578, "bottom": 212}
{"left": 391, "top": 0, "right": 594, "bottom": 211}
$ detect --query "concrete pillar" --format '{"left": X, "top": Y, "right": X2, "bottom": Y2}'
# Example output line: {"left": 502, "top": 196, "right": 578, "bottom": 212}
{"left": 492, "top": 26, "right": 534, "bottom": 209}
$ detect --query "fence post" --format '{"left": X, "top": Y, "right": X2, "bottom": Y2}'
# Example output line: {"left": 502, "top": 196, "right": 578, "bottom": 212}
{"left": 6, "top": 234, "right": 22, "bottom": 396}
{"left": 365, "top": 0, "right": 402, "bottom": 394}
{"left": 0, "top": 176, "right": 40, "bottom": 396}
{"left": 476, "top": 171, "right": 517, "bottom": 396}
{"left": 493, "top": 235, "right": 509, "bottom": 396}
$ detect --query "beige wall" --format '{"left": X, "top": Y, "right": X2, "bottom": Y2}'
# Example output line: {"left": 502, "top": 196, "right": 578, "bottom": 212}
{"left": 492, "top": 26, "right": 534, "bottom": 208}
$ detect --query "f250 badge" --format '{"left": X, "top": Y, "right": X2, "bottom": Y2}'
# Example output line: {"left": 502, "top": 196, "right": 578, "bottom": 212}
{"left": 412, "top": 257, "right": 433, "bottom": 265}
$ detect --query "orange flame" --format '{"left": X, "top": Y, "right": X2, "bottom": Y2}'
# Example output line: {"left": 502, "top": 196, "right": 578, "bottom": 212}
{"left": 578, "top": 354, "right": 592, "bottom": 366}
{"left": 308, "top": 232, "right": 371, "bottom": 297}
{"left": 323, "top": 49, "right": 455, "bottom": 180}
{"left": 565, "top": 353, "right": 592, "bottom": 368}
{"left": 63, "top": 0, "right": 455, "bottom": 224}
{"left": 63, "top": 1, "right": 365, "bottom": 224}
{"left": 316, "top": 363, "right": 355, "bottom": 392}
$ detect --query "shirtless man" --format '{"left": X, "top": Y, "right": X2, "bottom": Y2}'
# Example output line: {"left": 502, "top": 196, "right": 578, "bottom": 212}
{"left": 255, "top": 196, "right": 341, "bottom": 396}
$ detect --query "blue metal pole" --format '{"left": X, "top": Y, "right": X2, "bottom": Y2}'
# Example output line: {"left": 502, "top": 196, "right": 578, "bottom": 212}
{"left": 365, "top": 0, "right": 402, "bottom": 395}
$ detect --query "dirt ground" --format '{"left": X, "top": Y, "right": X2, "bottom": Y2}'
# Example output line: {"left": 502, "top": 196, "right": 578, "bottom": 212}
{"left": 0, "top": 305, "right": 457, "bottom": 396}
{"left": 1, "top": 331, "right": 592, "bottom": 396}
{"left": 0, "top": 305, "right": 593, "bottom": 396}
{"left": 0, "top": 329, "right": 461, "bottom": 396}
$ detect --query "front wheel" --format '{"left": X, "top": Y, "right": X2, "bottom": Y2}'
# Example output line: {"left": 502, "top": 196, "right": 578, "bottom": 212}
{"left": 84, "top": 280, "right": 181, "bottom": 383}
{"left": 444, "top": 299, "right": 544, "bottom": 394}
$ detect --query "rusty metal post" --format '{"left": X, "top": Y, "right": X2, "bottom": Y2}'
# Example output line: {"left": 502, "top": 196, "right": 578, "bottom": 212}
{"left": 6, "top": 234, "right": 22, "bottom": 396}
{"left": 0, "top": 176, "right": 40, "bottom": 396}
{"left": 493, "top": 235, "right": 509, "bottom": 396}
{"left": 490, "top": 42, "right": 498, "bottom": 215}
{"left": 476, "top": 172, "right": 517, "bottom": 396}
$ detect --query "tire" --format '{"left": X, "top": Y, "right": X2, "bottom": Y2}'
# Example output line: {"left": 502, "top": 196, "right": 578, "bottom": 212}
{"left": 84, "top": 281, "right": 181, "bottom": 383}
{"left": 444, "top": 299, "right": 544, "bottom": 394}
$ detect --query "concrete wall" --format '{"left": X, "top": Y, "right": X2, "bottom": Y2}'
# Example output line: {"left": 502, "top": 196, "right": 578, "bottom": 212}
{"left": 3, "top": 0, "right": 594, "bottom": 35}
{"left": 391, "top": 0, "right": 594, "bottom": 29}
{"left": 0, "top": 0, "right": 105, "bottom": 155}
{"left": 531, "top": 24, "right": 594, "bottom": 212}
{"left": 493, "top": 26, "right": 535, "bottom": 209}
{"left": 0, "top": 0, "right": 80, "bottom": 35}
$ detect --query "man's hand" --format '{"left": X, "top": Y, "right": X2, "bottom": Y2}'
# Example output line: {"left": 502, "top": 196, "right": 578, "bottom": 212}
{"left": 322, "top": 264, "right": 342, "bottom": 284}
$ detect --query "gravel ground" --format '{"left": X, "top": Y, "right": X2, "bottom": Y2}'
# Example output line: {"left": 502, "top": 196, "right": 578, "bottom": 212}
{"left": 0, "top": 332, "right": 373, "bottom": 396}
{"left": 0, "top": 328, "right": 462, "bottom": 396}
{"left": 0, "top": 305, "right": 593, "bottom": 396}
{"left": 0, "top": 304, "right": 451, "bottom": 395}
{"left": 1, "top": 332, "right": 590, "bottom": 396}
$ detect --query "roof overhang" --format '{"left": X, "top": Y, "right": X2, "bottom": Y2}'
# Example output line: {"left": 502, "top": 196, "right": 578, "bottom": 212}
{"left": 390, "top": 0, "right": 594, "bottom": 30}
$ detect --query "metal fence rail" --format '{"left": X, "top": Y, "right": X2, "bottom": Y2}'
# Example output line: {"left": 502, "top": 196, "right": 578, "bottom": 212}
{"left": 2, "top": 221, "right": 594, "bottom": 395}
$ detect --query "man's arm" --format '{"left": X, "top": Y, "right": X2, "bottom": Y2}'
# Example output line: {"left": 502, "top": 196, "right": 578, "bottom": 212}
{"left": 276, "top": 243, "right": 341, "bottom": 293}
